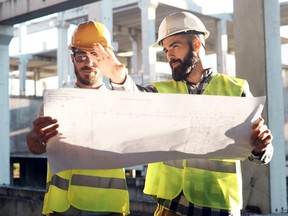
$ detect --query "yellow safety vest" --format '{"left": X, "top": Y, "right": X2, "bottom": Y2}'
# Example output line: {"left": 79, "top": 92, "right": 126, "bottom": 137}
{"left": 144, "top": 74, "right": 246, "bottom": 210}
{"left": 43, "top": 164, "right": 129, "bottom": 215}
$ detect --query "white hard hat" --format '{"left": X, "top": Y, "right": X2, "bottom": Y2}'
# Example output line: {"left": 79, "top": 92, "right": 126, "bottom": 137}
{"left": 154, "top": 11, "right": 210, "bottom": 47}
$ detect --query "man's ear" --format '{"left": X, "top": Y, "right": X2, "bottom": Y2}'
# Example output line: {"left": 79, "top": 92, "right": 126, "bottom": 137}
{"left": 192, "top": 38, "right": 201, "bottom": 51}
{"left": 71, "top": 54, "right": 75, "bottom": 63}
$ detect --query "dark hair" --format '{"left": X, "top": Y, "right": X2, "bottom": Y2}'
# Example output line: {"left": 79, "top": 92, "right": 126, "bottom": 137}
{"left": 180, "top": 31, "right": 206, "bottom": 50}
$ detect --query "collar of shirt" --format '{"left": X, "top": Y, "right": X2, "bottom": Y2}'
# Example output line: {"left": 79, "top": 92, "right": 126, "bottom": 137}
{"left": 185, "top": 69, "right": 215, "bottom": 94}
{"left": 73, "top": 83, "right": 108, "bottom": 91}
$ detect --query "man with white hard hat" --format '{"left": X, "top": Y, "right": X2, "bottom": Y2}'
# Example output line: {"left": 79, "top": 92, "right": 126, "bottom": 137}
{"left": 142, "top": 11, "right": 274, "bottom": 216}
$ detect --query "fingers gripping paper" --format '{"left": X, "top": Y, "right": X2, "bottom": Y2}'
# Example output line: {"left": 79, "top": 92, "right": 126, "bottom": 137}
{"left": 44, "top": 89, "right": 265, "bottom": 175}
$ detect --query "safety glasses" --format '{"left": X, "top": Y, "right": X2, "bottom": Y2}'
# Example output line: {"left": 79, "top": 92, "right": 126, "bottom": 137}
{"left": 73, "top": 51, "right": 98, "bottom": 62}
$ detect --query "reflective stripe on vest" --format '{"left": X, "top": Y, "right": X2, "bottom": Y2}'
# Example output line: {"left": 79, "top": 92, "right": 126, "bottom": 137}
{"left": 43, "top": 166, "right": 130, "bottom": 215}
{"left": 47, "top": 174, "right": 128, "bottom": 191}
{"left": 47, "top": 174, "right": 69, "bottom": 191}
{"left": 163, "top": 159, "right": 237, "bottom": 173}
{"left": 71, "top": 175, "right": 128, "bottom": 190}
{"left": 144, "top": 74, "right": 245, "bottom": 210}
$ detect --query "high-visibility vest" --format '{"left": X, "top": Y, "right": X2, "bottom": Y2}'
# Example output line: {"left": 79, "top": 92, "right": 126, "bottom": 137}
{"left": 143, "top": 74, "right": 246, "bottom": 210}
{"left": 43, "top": 164, "right": 129, "bottom": 215}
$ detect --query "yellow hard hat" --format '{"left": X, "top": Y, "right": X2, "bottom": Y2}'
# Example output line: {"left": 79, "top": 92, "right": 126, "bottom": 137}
{"left": 69, "top": 21, "right": 113, "bottom": 51}
{"left": 154, "top": 11, "right": 210, "bottom": 47}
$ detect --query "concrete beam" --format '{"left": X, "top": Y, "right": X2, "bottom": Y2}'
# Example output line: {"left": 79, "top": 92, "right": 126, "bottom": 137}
{"left": 0, "top": 0, "right": 100, "bottom": 25}
{"left": 158, "top": 0, "right": 202, "bottom": 14}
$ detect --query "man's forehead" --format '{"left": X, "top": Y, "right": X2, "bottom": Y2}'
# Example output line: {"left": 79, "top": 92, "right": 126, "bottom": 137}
{"left": 163, "top": 34, "right": 185, "bottom": 44}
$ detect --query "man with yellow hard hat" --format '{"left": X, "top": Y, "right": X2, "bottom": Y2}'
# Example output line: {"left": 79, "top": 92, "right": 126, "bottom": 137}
{"left": 26, "top": 21, "right": 138, "bottom": 216}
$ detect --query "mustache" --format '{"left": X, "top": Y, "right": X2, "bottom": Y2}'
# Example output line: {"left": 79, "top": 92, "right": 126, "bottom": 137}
{"left": 169, "top": 59, "right": 182, "bottom": 66}
{"left": 82, "top": 66, "right": 94, "bottom": 70}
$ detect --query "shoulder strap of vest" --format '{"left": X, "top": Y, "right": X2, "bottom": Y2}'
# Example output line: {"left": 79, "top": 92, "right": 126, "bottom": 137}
{"left": 204, "top": 74, "right": 245, "bottom": 96}
{"left": 152, "top": 74, "right": 246, "bottom": 96}
{"left": 153, "top": 80, "right": 188, "bottom": 94}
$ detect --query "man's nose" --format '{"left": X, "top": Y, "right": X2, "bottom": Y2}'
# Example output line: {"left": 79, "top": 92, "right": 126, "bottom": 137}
{"left": 166, "top": 50, "right": 174, "bottom": 61}
{"left": 85, "top": 55, "right": 95, "bottom": 66}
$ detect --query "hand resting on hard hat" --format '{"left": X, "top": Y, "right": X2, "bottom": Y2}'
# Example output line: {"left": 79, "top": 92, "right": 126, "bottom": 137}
{"left": 87, "top": 43, "right": 128, "bottom": 84}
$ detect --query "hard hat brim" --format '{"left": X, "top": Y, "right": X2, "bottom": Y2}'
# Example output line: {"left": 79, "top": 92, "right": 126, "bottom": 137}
{"left": 69, "top": 45, "right": 113, "bottom": 52}
{"left": 152, "top": 28, "right": 209, "bottom": 47}
{"left": 152, "top": 29, "right": 189, "bottom": 47}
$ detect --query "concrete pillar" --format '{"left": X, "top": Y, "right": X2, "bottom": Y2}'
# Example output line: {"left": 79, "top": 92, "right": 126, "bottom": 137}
{"left": 138, "top": 0, "right": 158, "bottom": 85}
{"left": 263, "top": 0, "right": 286, "bottom": 213}
{"left": 18, "top": 23, "right": 27, "bottom": 54}
{"left": 216, "top": 19, "right": 228, "bottom": 75}
{"left": 130, "top": 33, "right": 143, "bottom": 84}
{"left": 87, "top": 0, "right": 115, "bottom": 87}
{"left": 88, "top": 0, "right": 114, "bottom": 46}
{"left": 56, "top": 12, "right": 70, "bottom": 87}
{"left": 130, "top": 35, "right": 138, "bottom": 74}
{"left": 19, "top": 54, "right": 31, "bottom": 95}
{"left": 18, "top": 24, "right": 29, "bottom": 95}
{"left": 234, "top": 0, "right": 286, "bottom": 213}
{"left": 0, "top": 24, "right": 13, "bottom": 185}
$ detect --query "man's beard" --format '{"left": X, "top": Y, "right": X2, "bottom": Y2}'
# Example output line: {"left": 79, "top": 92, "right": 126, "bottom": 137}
{"left": 170, "top": 49, "right": 199, "bottom": 81}
{"left": 74, "top": 65, "right": 97, "bottom": 86}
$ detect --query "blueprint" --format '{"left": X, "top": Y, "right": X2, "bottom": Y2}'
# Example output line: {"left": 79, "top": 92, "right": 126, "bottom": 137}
{"left": 44, "top": 88, "right": 265, "bottom": 174}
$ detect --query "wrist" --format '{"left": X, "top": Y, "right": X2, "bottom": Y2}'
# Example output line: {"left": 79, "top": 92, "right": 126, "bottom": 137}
{"left": 251, "top": 149, "right": 265, "bottom": 157}
{"left": 110, "top": 65, "right": 128, "bottom": 84}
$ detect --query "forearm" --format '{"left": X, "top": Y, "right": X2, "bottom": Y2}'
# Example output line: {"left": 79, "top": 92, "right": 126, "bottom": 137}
{"left": 110, "top": 74, "right": 141, "bottom": 92}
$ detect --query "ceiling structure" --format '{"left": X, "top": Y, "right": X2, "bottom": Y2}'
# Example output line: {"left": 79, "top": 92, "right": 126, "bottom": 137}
{"left": 2, "top": 0, "right": 288, "bottom": 81}
{"left": 0, "top": 0, "right": 100, "bottom": 25}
